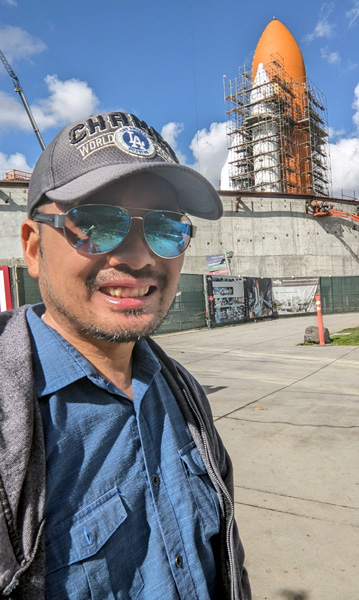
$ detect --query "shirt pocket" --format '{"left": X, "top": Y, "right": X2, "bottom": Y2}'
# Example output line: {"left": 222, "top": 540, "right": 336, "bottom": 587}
{"left": 45, "top": 487, "right": 144, "bottom": 600}
{"left": 178, "top": 441, "right": 220, "bottom": 541}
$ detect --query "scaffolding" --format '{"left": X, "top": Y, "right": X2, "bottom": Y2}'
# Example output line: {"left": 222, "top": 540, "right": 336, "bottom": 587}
{"left": 224, "top": 55, "right": 332, "bottom": 196}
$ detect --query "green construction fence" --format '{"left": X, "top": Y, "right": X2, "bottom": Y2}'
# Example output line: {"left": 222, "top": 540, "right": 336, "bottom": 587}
{"left": 10, "top": 268, "right": 359, "bottom": 327}
{"left": 320, "top": 276, "right": 359, "bottom": 314}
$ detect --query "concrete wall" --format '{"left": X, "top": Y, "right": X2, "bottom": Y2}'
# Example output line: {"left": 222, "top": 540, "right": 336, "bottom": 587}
{"left": 2, "top": 185, "right": 359, "bottom": 278}
{"left": 0, "top": 184, "right": 27, "bottom": 266}
{"left": 183, "top": 194, "right": 359, "bottom": 277}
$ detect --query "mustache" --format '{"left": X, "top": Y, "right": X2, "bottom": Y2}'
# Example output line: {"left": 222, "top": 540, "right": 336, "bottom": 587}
{"left": 86, "top": 265, "right": 168, "bottom": 292}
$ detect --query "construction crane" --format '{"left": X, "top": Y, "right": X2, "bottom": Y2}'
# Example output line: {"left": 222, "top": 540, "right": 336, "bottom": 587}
{"left": 0, "top": 49, "right": 45, "bottom": 151}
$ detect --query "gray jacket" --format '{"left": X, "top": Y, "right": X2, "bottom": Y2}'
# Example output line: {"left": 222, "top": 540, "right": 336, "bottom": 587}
{"left": 0, "top": 306, "right": 251, "bottom": 600}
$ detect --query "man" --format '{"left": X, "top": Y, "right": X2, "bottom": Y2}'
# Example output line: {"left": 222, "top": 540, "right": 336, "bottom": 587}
{"left": 0, "top": 111, "right": 251, "bottom": 599}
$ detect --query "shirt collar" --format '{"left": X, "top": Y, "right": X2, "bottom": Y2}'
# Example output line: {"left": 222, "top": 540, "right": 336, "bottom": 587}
{"left": 26, "top": 304, "right": 161, "bottom": 398}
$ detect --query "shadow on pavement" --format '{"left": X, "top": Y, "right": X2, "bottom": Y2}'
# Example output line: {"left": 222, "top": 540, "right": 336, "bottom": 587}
{"left": 279, "top": 591, "right": 310, "bottom": 600}
{"left": 201, "top": 385, "right": 227, "bottom": 395}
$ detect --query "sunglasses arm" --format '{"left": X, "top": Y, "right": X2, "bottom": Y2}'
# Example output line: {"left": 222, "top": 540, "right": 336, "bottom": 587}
{"left": 32, "top": 212, "right": 66, "bottom": 229}
{"left": 190, "top": 225, "right": 197, "bottom": 239}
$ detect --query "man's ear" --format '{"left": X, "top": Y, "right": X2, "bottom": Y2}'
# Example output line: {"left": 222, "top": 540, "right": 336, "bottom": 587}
{"left": 21, "top": 219, "right": 41, "bottom": 279}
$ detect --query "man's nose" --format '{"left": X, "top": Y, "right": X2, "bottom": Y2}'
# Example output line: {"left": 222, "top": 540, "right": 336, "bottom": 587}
{"left": 106, "top": 217, "right": 157, "bottom": 269}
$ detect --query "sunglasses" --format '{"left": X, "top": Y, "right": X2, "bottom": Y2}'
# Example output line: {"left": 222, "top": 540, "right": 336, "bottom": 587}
{"left": 32, "top": 204, "right": 195, "bottom": 259}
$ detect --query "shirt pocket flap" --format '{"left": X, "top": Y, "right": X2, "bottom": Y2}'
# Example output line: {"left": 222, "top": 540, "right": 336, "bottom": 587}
{"left": 46, "top": 487, "right": 127, "bottom": 573}
{"left": 178, "top": 441, "right": 207, "bottom": 475}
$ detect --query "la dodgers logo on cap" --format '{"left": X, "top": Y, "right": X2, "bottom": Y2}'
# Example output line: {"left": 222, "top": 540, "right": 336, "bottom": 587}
{"left": 114, "top": 126, "right": 156, "bottom": 157}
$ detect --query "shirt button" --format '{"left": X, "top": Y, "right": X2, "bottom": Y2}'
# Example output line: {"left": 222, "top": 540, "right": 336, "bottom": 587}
{"left": 151, "top": 474, "right": 160, "bottom": 486}
{"left": 175, "top": 554, "right": 183, "bottom": 568}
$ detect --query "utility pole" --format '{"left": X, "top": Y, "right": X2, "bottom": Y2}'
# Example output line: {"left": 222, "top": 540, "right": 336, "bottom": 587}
{"left": 0, "top": 49, "right": 45, "bottom": 151}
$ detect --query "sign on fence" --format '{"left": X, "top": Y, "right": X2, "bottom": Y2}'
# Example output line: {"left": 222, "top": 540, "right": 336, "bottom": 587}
{"left": 271, "top": 277, "right": 319, "bottom": 314}
{"left": 206, "top": 275, "right": 246, "bottom": 326}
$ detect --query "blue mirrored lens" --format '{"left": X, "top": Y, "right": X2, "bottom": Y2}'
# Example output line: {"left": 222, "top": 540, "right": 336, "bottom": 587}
{"left": 65, "top": 205, "right": 130, "bottom": 254}
{"left": 63, "top": 205, "right": 192, "bottom": 258}
{"left": 144, "top": 211, "right": 192, "bottom": 258}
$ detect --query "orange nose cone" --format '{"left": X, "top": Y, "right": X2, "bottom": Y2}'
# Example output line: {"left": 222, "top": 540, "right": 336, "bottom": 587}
{"left": 252, "top": 18, "right": 306, "bottom": 84}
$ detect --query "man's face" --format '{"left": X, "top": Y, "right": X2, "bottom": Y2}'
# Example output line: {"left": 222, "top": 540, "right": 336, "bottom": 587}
{"left": 22, "top": 173, "right": 185, "bottom": 345}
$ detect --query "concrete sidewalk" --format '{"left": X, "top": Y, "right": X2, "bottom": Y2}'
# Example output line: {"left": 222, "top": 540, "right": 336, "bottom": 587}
{"left": 155, "top": 313, "right": 359, "bottom": 600}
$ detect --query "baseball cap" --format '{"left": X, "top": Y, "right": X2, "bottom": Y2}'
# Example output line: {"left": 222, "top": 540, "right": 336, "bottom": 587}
{"left": 27, "top": 111, "right": 223, "bottom": 220}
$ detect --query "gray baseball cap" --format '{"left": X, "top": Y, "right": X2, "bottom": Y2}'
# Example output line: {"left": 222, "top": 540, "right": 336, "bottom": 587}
{"left": 28, "top": 110, "right": 223, "bottom": 220}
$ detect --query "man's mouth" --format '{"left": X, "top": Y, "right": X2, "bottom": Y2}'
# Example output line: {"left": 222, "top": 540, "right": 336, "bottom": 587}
{"left": 101, "top": 285, "right": 153, "bottom": 298}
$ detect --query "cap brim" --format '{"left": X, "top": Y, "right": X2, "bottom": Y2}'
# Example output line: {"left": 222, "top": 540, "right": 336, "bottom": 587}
{"left": 45, "top": 162, "right": 222, "bottom": 220}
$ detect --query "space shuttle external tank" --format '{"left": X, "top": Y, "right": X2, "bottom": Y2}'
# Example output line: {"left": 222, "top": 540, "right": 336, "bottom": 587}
{"left": 251, "top": 18, "right": 312, "bottom": 194}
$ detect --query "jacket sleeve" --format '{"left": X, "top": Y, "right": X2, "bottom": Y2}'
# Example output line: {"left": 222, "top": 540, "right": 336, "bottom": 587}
{"left": 0, "top": 307, "right": 46, "bottom": 600}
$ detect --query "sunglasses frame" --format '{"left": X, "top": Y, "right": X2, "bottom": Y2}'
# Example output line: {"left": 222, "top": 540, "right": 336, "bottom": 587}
{"left": 32, "top": 204, "right": 196, "bottom": 259}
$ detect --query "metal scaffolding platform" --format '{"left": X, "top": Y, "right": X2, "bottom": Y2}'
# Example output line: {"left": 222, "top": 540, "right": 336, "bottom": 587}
{"left": 224, "top": 55, "right": 332, "bottom": 196}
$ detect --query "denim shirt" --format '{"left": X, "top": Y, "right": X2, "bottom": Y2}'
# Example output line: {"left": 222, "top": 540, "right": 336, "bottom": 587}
{"left": 27, "top": 305, "right": 220, "bottom": 599}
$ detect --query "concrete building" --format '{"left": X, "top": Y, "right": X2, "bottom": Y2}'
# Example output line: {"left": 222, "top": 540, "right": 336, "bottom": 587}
{"left": 0, "top": 172, "right": 28, "bottom": 267}
{"left": 183, "top": 192, "right": 359, "bottom": 277}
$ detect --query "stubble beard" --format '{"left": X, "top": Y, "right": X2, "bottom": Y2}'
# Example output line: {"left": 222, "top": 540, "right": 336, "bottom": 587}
{"left": 74, "top": 305, "right": 169, "bottom": 343}
{"left": 38, "top": 239, "right": 173, "bottom": 344}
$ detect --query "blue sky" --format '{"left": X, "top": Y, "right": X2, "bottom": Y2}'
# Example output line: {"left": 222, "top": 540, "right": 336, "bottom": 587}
{"left": 1, "top": 0, "right": 359, "bottom": 197}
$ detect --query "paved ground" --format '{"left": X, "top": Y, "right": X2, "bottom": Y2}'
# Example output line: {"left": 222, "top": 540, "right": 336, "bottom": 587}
{"left": 154, "top": 313, "right": 359, "bottom": 600}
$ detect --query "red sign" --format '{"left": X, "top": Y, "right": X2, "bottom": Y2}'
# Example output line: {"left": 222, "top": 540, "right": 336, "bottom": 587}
{"left": 0, "top": 266, "right": 12, "bottom": 312}
{"left": 209, "top": 268, "right": 228, "bottom": 275}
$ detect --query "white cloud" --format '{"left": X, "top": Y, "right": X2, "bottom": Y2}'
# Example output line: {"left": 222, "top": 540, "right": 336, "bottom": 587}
{"left": 330, "top": 137, "right": 359, "bottom": 197}
{"left": 161, "top": 122, "right": 184, "bottom": 148}
{"left": 352, "top": 83, "right": 359, "bottom": 129}
{"left": 306, "top": 3, "right": 335, "bottom": 42}
{"left": 0, "top": 26, "right": 45, "bottom": 64}
{"left": 0, "top": 151, "right": 32, "bottom": 176}
{"left": 314, "top": 21, "right": 333, "bottom": 38}
{"left": 189, "top": 122, "right": 228, "bottom": 188}
{"left": 346, "top": 59, "right": 359, "bottom": 71}
{"left": 33, "top": 75, "right": 100, "bottom": 129}
{"left": 0, "top": 74, "right": 99, "bottom": 132}
{"left": 0, "top": 90, "right": 31, "bottom": 130}
{"left": 328, "top": 126, "right": 346, "bottom": 139}
{"left": 346, "top": 0, "right": 359, "bottom": 27}
{"left": 160, "top": 121, "right": 186, "bottom": 163}
{"left": 320, "top": 47, "right": 340, "bottom": 65}
{"left": 328, "top": 83, "right": 359, "bottom": 197}
{"left": 2, "top": 0, "right": 17, "bottom": 6}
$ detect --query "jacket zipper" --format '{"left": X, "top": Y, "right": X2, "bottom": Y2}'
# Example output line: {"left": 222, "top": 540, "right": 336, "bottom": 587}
{"left": 182, "top": 387, "right": 235, "bottom": 600}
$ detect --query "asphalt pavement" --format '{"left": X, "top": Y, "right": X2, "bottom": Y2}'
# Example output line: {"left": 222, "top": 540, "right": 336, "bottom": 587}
{"left": 155, "top": 312, "right": 359, "bottom": 600}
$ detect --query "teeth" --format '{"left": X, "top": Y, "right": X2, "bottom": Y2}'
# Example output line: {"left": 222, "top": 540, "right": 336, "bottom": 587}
{"left": 107, "top": 286, "right": 150, "bottom": 298}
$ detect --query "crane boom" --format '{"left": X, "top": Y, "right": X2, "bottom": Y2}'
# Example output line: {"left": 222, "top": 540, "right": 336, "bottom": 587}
{"left": 0, "top": 49, "right": 46, "bottom": 151}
